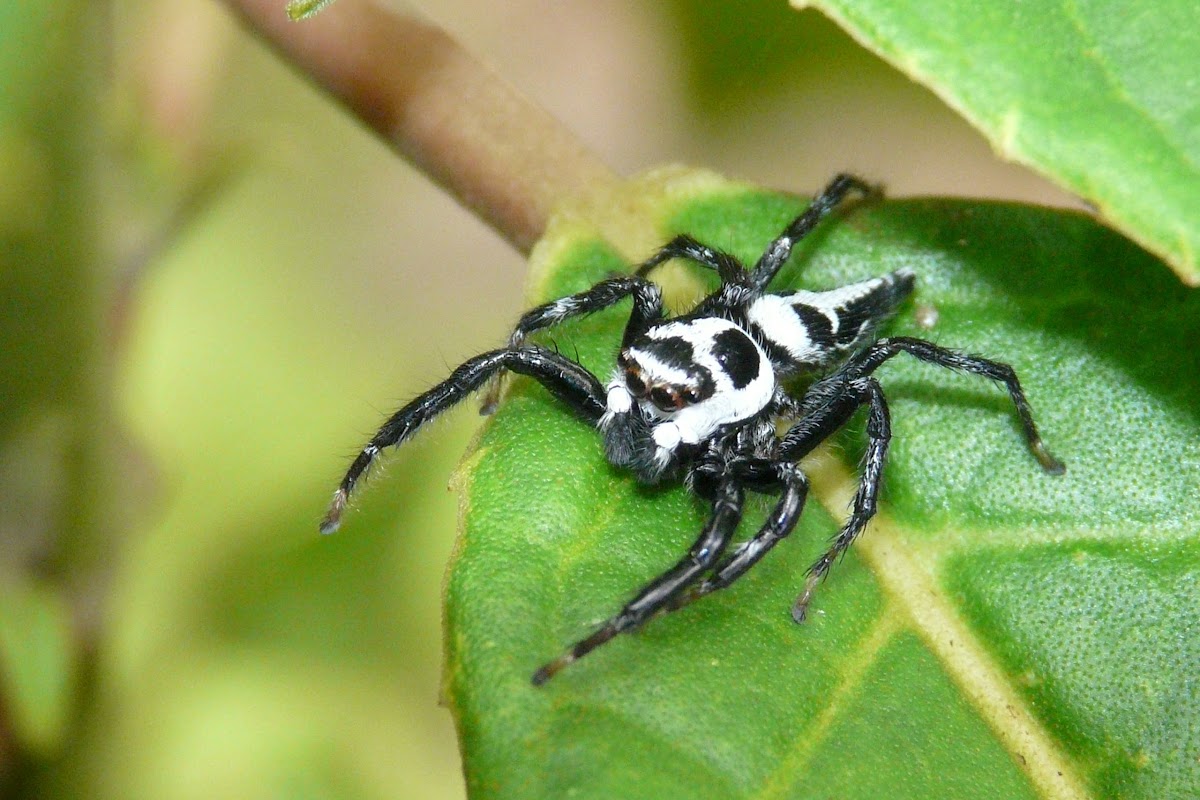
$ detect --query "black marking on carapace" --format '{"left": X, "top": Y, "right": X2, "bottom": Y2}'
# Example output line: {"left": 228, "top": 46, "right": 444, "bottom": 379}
{"left": 643, "top": 335, "right": 697, "bottom": 372}
{"left": 712, "top": 328, "right": 761, "bottom": 389}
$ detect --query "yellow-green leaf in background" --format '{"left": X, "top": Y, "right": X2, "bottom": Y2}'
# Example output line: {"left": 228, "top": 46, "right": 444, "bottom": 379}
{"left": 0, "top": 580, "right": 76, "bottom": 755}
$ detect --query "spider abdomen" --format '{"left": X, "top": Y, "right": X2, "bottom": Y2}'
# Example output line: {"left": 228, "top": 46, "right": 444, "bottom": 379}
{"left": 745, "top": 269, "right": 915, "bottom": 373}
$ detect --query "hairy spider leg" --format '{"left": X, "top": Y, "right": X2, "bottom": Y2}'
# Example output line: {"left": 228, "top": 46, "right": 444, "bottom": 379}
{"left": 842, "top": 336, "right": 1065, "bottom": 474}
{"left": 633, "top": 174, "right": 874, "bottom": 294}
{"left": 320, "top": 345, "right": 606, "bottom": 534}
{"left": 669, "top": 461, "right": 809, "bottom": 610}
{"left": 634, "top": 234, "right": 747, "bottom": 284}
{"left": 778, "top": 335, "right": 1065, "bottom": 621}
{"left": 630, "top": 179, "right": 887, "bottom": 352}
{"left": 751, "top": 173, "right": 875, "bottom": 291}
{"left": 531, "top": 476, "right": 745, "bottom": 686}
{"left": 508, "top": 275, "right": 664, "bottom": 348}
{"left": 479, "top": 276, "right": 663, "bottom": 413}
{"left": 782, "top": 376, "right": 891, "bottom": 622}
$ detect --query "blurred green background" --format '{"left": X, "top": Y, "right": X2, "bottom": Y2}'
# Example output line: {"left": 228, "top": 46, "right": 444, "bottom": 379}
{"left": 0, "top": 1, "right": 1077, "bottom": 797}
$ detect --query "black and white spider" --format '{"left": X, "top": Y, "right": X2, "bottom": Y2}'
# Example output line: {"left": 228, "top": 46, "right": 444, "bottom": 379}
{"left": 320, "top": 174, "right": 1065, "bottom": 686}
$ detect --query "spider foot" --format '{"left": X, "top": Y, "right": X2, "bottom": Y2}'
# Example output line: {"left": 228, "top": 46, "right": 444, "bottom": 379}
{"left": 478, "top": 379, "right": 502, "bottom": 416}
{"left": 791, "top": 597, "right": 813, "bottom": 623}
{"left": 319, "top": 488, "right": 348, "bottom": 534}
{"left": 1032, "top": 440, "right": 1066, "bottom": 475}
{"left": 531, "top": 623, "right": 619, "bottom": 686}
{"left": 791, "top": 566, "right": 827, "bottom": 623}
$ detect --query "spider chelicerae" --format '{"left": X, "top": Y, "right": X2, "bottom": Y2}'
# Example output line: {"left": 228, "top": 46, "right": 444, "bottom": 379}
{"left": 320, "top": 174, "right": 1065, "bottom": 686}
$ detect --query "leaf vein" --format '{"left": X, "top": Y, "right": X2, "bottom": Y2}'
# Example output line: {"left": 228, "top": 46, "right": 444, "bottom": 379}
{"left": 805, "top": 449, "right": 1095, "bottom": 800}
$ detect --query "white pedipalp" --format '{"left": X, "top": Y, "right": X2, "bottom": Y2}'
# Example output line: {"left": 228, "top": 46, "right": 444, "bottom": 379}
{"left": 652, "top": 422, "right": 682, "bottom": 450}
{"left": 605, "top": 382, "right": 633, "bottom": 414}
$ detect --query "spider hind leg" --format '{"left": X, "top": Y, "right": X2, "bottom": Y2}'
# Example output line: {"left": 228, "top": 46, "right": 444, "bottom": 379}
{"left": 780, "top": 335, "right": 1064, "bottom": 621}
{"left": 848, "top": 337, "right": 1064, "bottom": 474}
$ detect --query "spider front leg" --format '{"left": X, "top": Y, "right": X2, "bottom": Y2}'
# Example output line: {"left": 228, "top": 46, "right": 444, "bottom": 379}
{"left": 633, "top": 234, "right": 747, "bottom": 285}
{"left": 668, "top": 460, "right": 809, "bottom": 611}
{"left": 532, "top": 476, "right": 745, "bottom": 685}
{"left": 751, "top": 173, "right": 877, "bottom": 291}
{"left": 321, "top": 345, "right": 606, "bottom": 534}
{"left": 478, "top": 275, "right": 663, "bottom": 413}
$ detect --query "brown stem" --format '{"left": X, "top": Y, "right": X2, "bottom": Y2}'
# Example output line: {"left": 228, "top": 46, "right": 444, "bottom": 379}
{"left": 218, "top": 0, "right": 622, "bottom": 253}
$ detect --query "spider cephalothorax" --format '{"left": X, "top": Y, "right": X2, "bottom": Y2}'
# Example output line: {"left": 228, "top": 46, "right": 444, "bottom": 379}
{"left": 320, "top": 174, "right": 1064, "bottom": 685}
{"left": 603, "top": 315, "right": 775, "bottom": 481}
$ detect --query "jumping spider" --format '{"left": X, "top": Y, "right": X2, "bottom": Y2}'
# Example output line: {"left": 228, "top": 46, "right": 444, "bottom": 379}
{"left": 320, "top": 174, "right": 1065, "bottom": 685}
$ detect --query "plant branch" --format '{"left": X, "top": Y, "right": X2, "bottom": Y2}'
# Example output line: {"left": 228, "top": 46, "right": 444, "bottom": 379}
{"left": 218, "top": 0, "right": 623, "bottom": 254}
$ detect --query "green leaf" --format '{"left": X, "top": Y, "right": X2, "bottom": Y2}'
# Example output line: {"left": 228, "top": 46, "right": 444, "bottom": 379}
{"left": 796, "top": 0, "right": 1200, "bottom": 284}
{"left": 661, "top": 0, "right": 843, "bottom": 104}
{"left": 442, "top": 170, "right": 1198, "bottom": 799}
{"left": 0, "top": 580, "right": 76, "bottom": 755}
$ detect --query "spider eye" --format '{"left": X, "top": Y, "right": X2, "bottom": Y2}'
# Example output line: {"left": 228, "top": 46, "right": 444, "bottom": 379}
{"left": 649, "top": 386, "right": 681, "bottom": 411}
{"left": 626, "top": 371, "right": 647, "bottom": 397}
{"left": 682, "top": 388, "right": 701, "bottom": 405}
